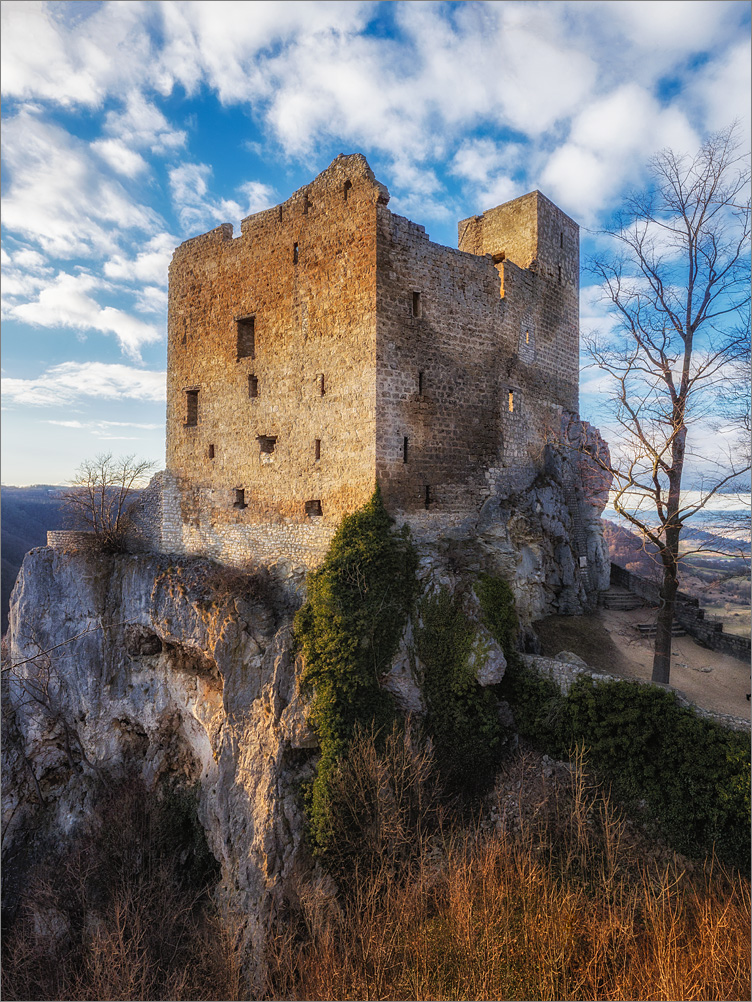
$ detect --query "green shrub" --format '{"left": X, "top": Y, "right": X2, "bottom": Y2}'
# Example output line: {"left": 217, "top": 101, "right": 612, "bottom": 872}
{"left": 414, "top": 586, "right": 505, "bottom": 794}
{"left": 294, "top": 487, "right": 417, "bottom": 857}
{"left": 475, "top": 571, "right": 751, "bottom": 873}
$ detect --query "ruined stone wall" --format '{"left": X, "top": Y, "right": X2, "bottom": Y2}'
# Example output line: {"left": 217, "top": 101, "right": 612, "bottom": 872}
{"left": 375, "top": 190, "right": 581, "bottom": 536}
{"left": 165, "top": 154, "right": 385, "bottom": 565}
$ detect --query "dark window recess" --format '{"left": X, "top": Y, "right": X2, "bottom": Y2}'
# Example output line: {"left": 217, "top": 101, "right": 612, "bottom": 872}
{"left": 418, "top": 370, "right": 424, "bottom": 395}
{"left": 249, "top": 374, "right": 258, "bottom": 398}
{"left": 343, "top": 179, "right": 352, "bottom": 201}
{"left": 185, "top": 389, "right": 198, "bottom": 426}
{"left": 305, "top": 499, "right": 323, "bottom": 517}
{"left": 424, "top": 485, "right": 431, "bottom": 509}
{"left": 237, "top": 317, "right": 255, "bottom": 359}
{"left": 558, "top": 265, "right": 562, "bottom": 284}
{"left": 303, "top": 193, "right": 312, "bottom": 214}
{"left": 234, "top": 488, "right": 246, "bottom": 509}
{"left": 412, "top": 291, "right": 421, "bottom": 317}
{"left": 278, "top": 205, "right": 283, "bottom": 222}
{"left": 293, "top": 243, "right": 299, "bottom": 264}
{"left": 314, "top": 438, "right": 321, "bottom": 461}
{"left": 258, "top": 435, "right": 277, "bottom": 454}
{"left": 318, "top": 373, "right": 325, "bottom": 396}
{"left": 508, "top": 390, "right": 515, "bottom": 413}
{"left": 560, "top": 231, "right": 564, "bottom": 248}
{"left": 208, "top": 444, "right": 215, "bottom": 459}
{"left": 403, "top": 436, "right": 409, "bottom": 463}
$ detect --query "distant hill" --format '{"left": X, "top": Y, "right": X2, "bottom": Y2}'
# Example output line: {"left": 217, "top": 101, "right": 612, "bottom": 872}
{"left": 1, "top": 485, "right": 67, "bottom": 634}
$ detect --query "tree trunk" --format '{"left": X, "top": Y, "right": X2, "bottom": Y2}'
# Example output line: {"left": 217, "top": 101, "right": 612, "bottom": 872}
{"left": 652, "top": 563, "right": 679, "bottom": 684}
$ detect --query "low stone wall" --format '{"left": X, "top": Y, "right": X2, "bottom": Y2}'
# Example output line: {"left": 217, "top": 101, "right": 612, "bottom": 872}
{"left": 610, "top": 562, "right": 751, "bottom": 664}
{"left": 522, "top": 653, "right": 750, "bottom": 733}
{"left": 46, "top": 530, "right": 99, "bottom": 550}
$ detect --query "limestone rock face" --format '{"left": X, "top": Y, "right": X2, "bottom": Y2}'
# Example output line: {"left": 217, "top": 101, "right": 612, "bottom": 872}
{"left": 3, "top": 548, "right": 314, "bottom": 980}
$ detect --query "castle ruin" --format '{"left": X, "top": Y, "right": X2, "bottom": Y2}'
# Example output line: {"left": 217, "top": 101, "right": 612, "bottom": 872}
{"left": 144, "top": 153, "right": 601, "bottom": 577}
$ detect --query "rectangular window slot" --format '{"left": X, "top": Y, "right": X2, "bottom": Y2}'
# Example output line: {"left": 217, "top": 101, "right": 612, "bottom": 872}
{"left": 314, "top": 438, "right": 321, "bottom": 461}
{"left": 278, "top": 205, "right": 283, "bottom": 222}
{"left": 412, "top": 291, "right": 421, "bottom": 318}
{"left": 208, "top": 444, "right": 215, "bottom": 459}
{"left": 403, "top": 436, "right": 409, "bottom": 463}
{"left": 185, "top": 389, "right": 198, "bottom": 426}
{"left": 249, "top": 374, "right": 258, "bottom": 398}
{"left": 525, "top": 330, "right": 530, "bottom": 345}
{"left": 237, "top": 316, "right": 255, "bottom": 359}
{"left": 318, "top": 373, "right": 325, "bottom": 396}
{"left": 303, "top": 194, "right": 312, "bottom": 214}
{"left": 234, "top": 488, "right": 246, "bottom": 509}
{"left": 257, "top": 435, "right": 277, "bottom": 454}
{"left": 508, "top": 390, "right": 514, "bottom": 413}
{"left": 558, "top": 265, "right": 562, "bottom": 284}
{"left": 560, "top": 231, "right": 564, "bottom": 248}
{"left": 343, "top": 179, "right": 352, "bottom": 201}
{"left": 424, "top": 485, "right": 431, "bottom": 509}
{"left": 418, "top": 370, "right": 424, "bottom": 395}
{"left": 293, "top": 242, "right": 299, "bottom": 264}
{"left": 305, "top": 499, "right": 323, "bottom": 517}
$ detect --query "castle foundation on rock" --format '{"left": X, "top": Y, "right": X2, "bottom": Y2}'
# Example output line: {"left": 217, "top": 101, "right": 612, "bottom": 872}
{"left": 100, "top": 154, "right": 610, "bottom": 598}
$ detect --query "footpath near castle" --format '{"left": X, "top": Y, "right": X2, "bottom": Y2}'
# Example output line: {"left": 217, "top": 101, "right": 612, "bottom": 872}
{"left": 6, "top": 155, "right": 747, "bottom": 986}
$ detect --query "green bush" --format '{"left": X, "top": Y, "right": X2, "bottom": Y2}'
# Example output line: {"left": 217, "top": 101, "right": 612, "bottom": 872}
{"left": 294, "top": 487, "right": 417, "bottom": 857}
{"left": 414, "top": 586, "right": 505, "bottom": 794}
{"left": 475, "top": 571, "right": 751, "bottom": 873}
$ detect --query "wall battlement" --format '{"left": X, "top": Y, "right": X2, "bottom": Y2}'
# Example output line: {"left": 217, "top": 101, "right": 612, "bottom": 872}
{"left": 161, "top": 153, "right": 586, "bottom": 571}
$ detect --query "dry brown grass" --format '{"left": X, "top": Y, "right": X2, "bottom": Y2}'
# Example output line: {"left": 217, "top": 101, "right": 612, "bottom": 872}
{"left": 264, "top": 747, "right": 751, "bottom": 1002}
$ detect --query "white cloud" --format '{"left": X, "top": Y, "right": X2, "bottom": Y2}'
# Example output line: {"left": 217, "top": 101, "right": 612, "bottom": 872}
{"left": 8, "top": 271, "right": 162, "bottom": 360}
{"left": 91, "top": 138, "right": 149, "bottom": 178}
{"left": 687, "top": 40, "right": 752, "bottom": 141}
{"left": 46, "top": 418, "right": 162, "bottom": 439}
{"left": 2, "top": 361, "right": 166, "bottom": 407}
{"left": 2, "top": 110, "right": 162, "bottom": 258}
{"left": 104, "top": 233, "right": 177, "bottom": 286}
{"left": 169, "top": 163, "right": 276, "bottom": 233}
{"left": 100, "top": 90, "right": 186, "bottom": 154}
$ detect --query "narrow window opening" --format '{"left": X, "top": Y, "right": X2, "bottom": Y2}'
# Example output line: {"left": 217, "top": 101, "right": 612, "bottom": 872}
{"left": 525, "top": 330, "right": 530, "bottom": 345}
{"left": 424, "top": 485, "right": 431, "bottom": 509}
{"left": 558, "top": 264, "right": 562, "bottom": 284}
{"left": 305, "top": 499, "right": 323, "bottom": 517}
{"left": 249, "top": 374, "right": 258, "bottom": 398}
{"left": 278, "top": 205, "right": 283, "bottom": 222}
{"left": 234, "top": 488, "right": 246, "bottom": 509}
{"left": 237, "top": 316, "right": 255, "bottom": 359}
{"left": 403, "top": 436, "right": 409, "bottom": 463}
{"left": 418, "top": 370, "right": 424, "bottom": 395}
{"left": 258, "top": 435, "right": 277, "bottom": 454}
{"left": 560, "top": 231, "right": 564, "bottom": 248}
{"left": 208, "top": 444, "right": 215, "bottom": 460}
{"left": 412, "top": 291, "right": 421, "bottom": 318}
{"left": 185, "top": 389, "right": 198, "bottom": 426}
{"left": 293, "top": 243, "right": 299, "bottom": 265}
{"left": 343, "top": 179, "right": 352, "bottom": 201}
{"left": 303, "top": 194, "right": 311, "bottom": 215}
{"left": 314, "top": 438, "right": 321, "bottom": 461}
{"left": 508, "top": 390, "right": 514, "bottom": 413}
{"left": 318, "top": 373, "right": 325, "bottom": 396}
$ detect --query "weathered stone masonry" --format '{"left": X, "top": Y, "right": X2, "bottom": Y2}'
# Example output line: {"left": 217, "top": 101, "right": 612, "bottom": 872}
{"left": 154, "top": 152, "right": 591, "bottom": 570}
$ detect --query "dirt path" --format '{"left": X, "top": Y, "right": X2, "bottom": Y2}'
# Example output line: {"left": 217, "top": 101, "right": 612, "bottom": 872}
{"left": 534, "top": 608, "right": 751, "bottom": 720}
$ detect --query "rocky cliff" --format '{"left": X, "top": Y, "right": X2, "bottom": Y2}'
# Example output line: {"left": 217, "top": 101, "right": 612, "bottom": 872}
{"left": 3, "top": 450, "right": 610, "bottom": 983}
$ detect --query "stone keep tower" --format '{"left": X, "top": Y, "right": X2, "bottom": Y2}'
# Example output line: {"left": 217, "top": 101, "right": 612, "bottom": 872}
{"left": 162, "top": 154, "right": 581, "bottom": 569}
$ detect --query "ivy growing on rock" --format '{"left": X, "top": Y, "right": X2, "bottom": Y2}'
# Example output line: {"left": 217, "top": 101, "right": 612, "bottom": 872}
{"left": 294, "top": 487, "right": 417, "bottom": 857}
{"left": 414, "top": 586, "right": 505, "bottom": 795}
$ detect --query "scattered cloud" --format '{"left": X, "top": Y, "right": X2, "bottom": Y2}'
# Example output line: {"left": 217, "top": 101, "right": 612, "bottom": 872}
{"left": 8, "top": 271, "right": 162, "bottom": 360}
{"left": 169, "top": 162, "right": 276, "bottom": 233}
{"left": 2, "top": 361, "right": 166, "bottom": 407}
{"left": 104, "top": 233, "right": 177, "bottom": 287}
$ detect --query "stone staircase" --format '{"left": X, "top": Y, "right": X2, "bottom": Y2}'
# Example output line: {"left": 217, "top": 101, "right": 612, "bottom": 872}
{"left": 636, "top": 621, "right": 687, "bottom": 638}
{"left": 600, "top": 587, "right": 644, "bottom": 611}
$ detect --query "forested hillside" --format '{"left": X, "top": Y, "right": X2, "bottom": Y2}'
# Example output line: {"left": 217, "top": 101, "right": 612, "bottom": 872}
{"left": 1, "top": 486, "right": 66, "bottom": 633}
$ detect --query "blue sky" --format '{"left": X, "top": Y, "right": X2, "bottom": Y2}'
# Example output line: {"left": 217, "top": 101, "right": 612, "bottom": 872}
{"left": 2, "top": 0, "right": 750, "bottom": 486}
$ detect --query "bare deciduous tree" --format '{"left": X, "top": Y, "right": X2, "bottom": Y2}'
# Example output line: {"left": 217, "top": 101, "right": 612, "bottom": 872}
{"left": 585, "top": 125, "right": 750, "bottom": 684}
{"left": 60, "top": 453, "right": 156, "bottom": 552}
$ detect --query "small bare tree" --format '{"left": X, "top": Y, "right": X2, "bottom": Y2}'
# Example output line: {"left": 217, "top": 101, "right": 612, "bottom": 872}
{"left": 585, "top": 125, "right": 750, "bottom": 684}
{"left": 60, "top": 453, "right": 156, "bottom": 552}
